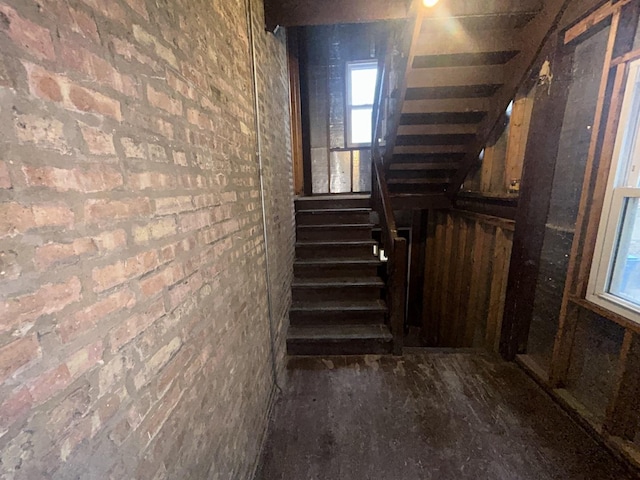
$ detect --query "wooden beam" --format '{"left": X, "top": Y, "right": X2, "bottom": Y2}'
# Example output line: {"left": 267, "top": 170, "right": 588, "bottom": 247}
{"left": 288, "top": 29, "right": 304, "bottom": 196}
{"left": 550, "top": 0, "right": 639, "bottom": 386}
{"left": 563, "top": 0, "right": 633, "bottom": 45}
{"left": 419, "top": 0, "right": 543, "bottom": 19}
{"left": 498, "top": 38, "right": 573, "bottom": 360}
{"left": 604, "top": 330, "right": 640, "bottom": 440}
{"left": 265, "top": 0, "right": 543, "bottom": 28}
{"left": 391, "top": 194, "right": 452, "bottom": 210}
{"left": 447, "top": 0, "right": 572, "bottom": 199}
{"left": 407, "top": 210, "right": 428, "bottom": 327}
{"left": 264, "top": 0, "right": 411, "bottom": 29}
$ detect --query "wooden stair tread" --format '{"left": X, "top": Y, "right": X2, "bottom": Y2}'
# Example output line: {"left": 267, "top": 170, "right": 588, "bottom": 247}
{"left": 296, "top": 223, "right": 376, "bottom": 230}
{"left": 288, "top": 324, "right": 392, "bottom": 342}
{"left": 295, "top": 194, "right": 370, "bottom": 201}
{"left": 295, "top": 257, "right": 381, "bottom": 266}
{"left": 295, "top": 240, "right": 377, "bottom": 247}
{"left": 389, "top": 162, "right": 459, "bottom": 171}
{"left": 296, "top": 207, "right": 371, "bottom": 214}
{"left": 292, "top": 277, "right": 384, "bottom": 288}
{"left": 291, "top": 299, "right": 387, "bottom": 310}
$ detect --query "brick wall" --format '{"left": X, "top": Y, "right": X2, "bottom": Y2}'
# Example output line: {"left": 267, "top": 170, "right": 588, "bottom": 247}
{"left": 0, "top": 0, "right": 294, "bottom": 477}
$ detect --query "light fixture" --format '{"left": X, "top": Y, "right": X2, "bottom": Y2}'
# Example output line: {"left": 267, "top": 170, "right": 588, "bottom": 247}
{"left": 422, "top": 0, "right": 439, "bottom": 7}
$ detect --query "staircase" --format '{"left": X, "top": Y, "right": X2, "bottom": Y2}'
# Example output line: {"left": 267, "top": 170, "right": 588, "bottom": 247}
{"left": 381, "top": 0, "right": 568, "bottom": 208}
{"left": 287, "top": 195, "right": 394, "bottom": 355}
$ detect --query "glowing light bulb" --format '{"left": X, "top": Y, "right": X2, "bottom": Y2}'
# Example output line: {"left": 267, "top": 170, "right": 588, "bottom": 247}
{"left": 422, "top": 0, "right": 439, "bottom": 6}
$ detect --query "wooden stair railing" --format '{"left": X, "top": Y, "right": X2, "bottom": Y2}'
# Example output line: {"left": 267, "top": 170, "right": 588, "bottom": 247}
{"left": 371, "top": 29, "right": 408, "bottom": 355}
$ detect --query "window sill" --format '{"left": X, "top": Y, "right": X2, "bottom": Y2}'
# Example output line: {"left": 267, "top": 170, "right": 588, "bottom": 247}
{"left": 569, "top": 295, "right": 640, "bottom": 335}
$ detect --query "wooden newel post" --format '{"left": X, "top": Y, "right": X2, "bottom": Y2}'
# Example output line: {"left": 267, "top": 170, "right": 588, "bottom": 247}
{"left": 390, "top": 237, "right": 407, "bottom": 355}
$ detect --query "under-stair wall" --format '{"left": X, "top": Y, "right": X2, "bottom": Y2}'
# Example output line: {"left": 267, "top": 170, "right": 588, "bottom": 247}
{"left": 422, "top": 210, "right": 514, "bottom": 351}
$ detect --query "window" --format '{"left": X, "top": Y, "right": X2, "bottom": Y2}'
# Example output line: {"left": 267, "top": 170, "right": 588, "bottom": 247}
{"left": 588, "top": 59, "right": 640, "bottom": 322}
{"left": 346, "top": 61, "right": 378, "bottom": 146}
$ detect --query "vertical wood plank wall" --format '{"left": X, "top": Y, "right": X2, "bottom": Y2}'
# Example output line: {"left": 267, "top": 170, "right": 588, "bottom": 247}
{"left": 422, "top": 210, "right": 514, "bottom": 351}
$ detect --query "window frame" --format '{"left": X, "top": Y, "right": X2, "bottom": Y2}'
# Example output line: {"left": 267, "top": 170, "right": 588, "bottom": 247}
{"left": 587, "top": 59, "right": 640, "bottom": 323}
{"left": 346, "top": 60, "right": 378, "bottom": 148}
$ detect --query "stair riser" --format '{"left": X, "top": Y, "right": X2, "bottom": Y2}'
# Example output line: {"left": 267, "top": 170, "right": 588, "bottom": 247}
{"left": 297, "top": 227, "right": 373, "bottom": 242}
{"left": 295, "top": 198, "right": 371, "bottom": 210}
{"left": 292, "top": 285, "right": 383, "bottom": 302}
{"left": 296, "top": 212, "right": 371, "bottom": 225}
{"left": 294, "top": 264, "right": 380, "bottom": 278}
{"left": 295, "top": 244, "right": 376, "bottom": 259}
{"left": 289, "top": 310, "right": 386, "bottom": 326}
{"left": 287, "top": 339, "right": 393, "bottom": 355}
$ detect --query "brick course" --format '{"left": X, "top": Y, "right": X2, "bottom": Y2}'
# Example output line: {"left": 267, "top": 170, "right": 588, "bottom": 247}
{"left": 0, "top": 0, "right": 293, "bottom": 477}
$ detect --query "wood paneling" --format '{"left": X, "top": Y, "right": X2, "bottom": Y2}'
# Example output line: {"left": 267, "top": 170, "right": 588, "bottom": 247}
{"left": 421, "top": 210, "right": 514, "bottom": 351}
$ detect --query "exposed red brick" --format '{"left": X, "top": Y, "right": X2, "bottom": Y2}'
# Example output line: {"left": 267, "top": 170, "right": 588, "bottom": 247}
{"left": 79, "top": 0, "right": 126, "bottom": 23}
{"left": 14, "top": 112, "right": 68, "bottom": 152}
{"left": 137, "top": 381, "right": 182, "bottom": 442}
{"left": 57, "top": 289, "right": 135, "bottom": 343}
{"left": 29, "top": 364, "right": 72, "bottom": 404}
{"left": 168, "top": 272, "right": 204, "bottom": 310}
{"left": 109, "top": 301, "right": 166, "bottom": 352}
{"left": 80, "top": 124, "right": 116, "bottom": 155}
{"left": 85, "top": 198, "right": 151, "bottom": 224}
{"left": 92, "top": 250, "right": 158, "bottom": 292}
{"left": 61, "top": 42, "right": 137, "bottom": 96}
{"left": 128, "top": 171, "right": 176, "bottom": 190}
{"left": 147, "top": 84, "right": 182, "bottom": 116}
{"left": 34, "top": 238, "right": 98, "bottom": 270}
{"left": 66, "top": 340, "right": 104, "bottom": 377}
{"left": 0, "top": 335, "right": 40, "bottom": 383}
{"left": 68, "top": 84, "right": 122, "bottom": 121}
{"left": 0, "top": 5, "right": 55, "bottom": 60}
{"left": 23, "top": 63, "right": 62, "bottom": 102}
{"left": 123, "top": 0, "right": 149, "bottom": 19}
{"left": 179, "top": 210, "right": 212, "bottom": 233}
{"left": 0, "top": 202, "right": 75, "bottom": 238}
{"left": 132, "top": 217, "right": 177, "bottom": 244}
{"left": 31, "top": 204, "right": 75, "bottom": 229}
{"left": 110, "top": 37, "right": 158, "bottom": 70}
{"left": 139, "top": 263, "right": 184, "bottom": 298}
{"left": 1, "top": 277, "right": 82, "bottom": 334}
{"left": 0, "top": 387, "right": 33, "bottom": 431}
{"left": 120, "top": 138, "right": 146, "bottom": 159}
{"left": 23, "top": 164, "right": 123, "bottom": 193}
{"left": 0, "top": 161, "right": 11, "bottom": 188}
{"left": 155, "top": 196, "right": 194, "bottom": 215}
{"left": 93, "top": 229, "right": 127, "bottom": 252}
{"left": 69, "top": 6, "right": 99, "bottom": 42}
{"left": 167, "top": 71, "right": 195, "bottom": 100}
{"left": 173, "top": 151, "right": 188, "bottom": 166}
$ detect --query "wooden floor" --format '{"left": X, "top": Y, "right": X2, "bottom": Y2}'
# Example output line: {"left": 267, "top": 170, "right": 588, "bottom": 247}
{"left": 255, "top": 352, "right": 637, "bottom": 480}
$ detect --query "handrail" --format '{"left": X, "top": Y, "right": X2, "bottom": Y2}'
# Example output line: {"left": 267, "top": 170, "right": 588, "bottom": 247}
{"left": 371, "top": 27, "right": 408, "bottom": 356}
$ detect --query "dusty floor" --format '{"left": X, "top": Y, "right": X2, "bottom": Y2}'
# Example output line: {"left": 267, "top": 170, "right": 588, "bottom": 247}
{"left": 255, "top": 351, "right": 637, "bottom": 480}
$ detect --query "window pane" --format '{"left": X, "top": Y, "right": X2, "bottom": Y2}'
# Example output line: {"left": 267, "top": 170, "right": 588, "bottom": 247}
{"left": 350, "top": 67, "right": 377, "bottom": 106}
{"left": 311, "top": 147, "right": 329, "bottom": 194}
{"left": 350, "top": 108, "right": 373, "bottom": 145}
{"left": 330, "top": 151, "right": 351, "bottom": 193}
{"left": 609, "top": 197, "right": 640, "bottom": 306}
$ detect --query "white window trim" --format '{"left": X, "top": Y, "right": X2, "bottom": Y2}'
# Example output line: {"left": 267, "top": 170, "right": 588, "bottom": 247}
{"left": 346, "top": 60, "right": 377, "bottom": 148}
{"left": 587, "top": 59, "right": 640, "bottom": 323}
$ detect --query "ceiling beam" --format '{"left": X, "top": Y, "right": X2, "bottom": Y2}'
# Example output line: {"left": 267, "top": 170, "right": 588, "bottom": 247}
{"left": 264, "top": 0, "right": 542, "bottom": 30}
{"left": 264, "top": 0, "right": 411, "bottom": 29}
